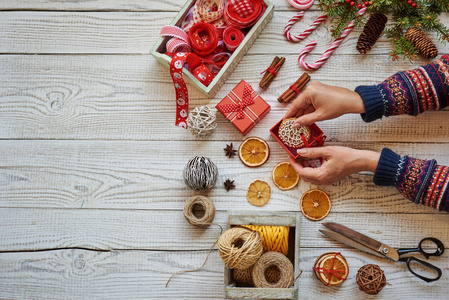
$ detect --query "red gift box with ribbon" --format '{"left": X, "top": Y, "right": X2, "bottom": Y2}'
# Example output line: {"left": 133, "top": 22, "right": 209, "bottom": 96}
{"left": 216, "top": 80, "right": 270, "bottom": 135}
{"left": 270, "top": 119, "right": 326, "bottom": 159}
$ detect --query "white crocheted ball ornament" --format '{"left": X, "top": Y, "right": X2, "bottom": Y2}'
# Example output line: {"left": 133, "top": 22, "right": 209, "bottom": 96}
{"left": 278, "top": 118, "right": 311, "bottom": 148}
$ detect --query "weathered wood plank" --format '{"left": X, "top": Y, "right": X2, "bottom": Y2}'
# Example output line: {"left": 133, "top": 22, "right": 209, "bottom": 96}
{"left": 0, "top": 208, "right": 448, "bottom": 251}
{"left": 1, "top": 11, "right": 448, "bottom": 55}
{"left": 0, "top": 140, "right": 448, "bottom": 213}
{"left": 0, "top": 248, "right": 448, "bottom": 299}
{"left": 1, "top": 54, "right": 448, "bottom": 141}
{"left": 0, "top": 0, "right": 303, "bottom": 11}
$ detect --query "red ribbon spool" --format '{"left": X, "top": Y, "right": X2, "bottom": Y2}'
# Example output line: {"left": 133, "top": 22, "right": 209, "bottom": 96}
{"left": 188, "top": 22, "right": 219, "bottom": 57}
{"left": 224, "top": 0, "right": 266, "bottom": 28}
{"left": 223, "top": 26, "right": 245, "bottom": 52}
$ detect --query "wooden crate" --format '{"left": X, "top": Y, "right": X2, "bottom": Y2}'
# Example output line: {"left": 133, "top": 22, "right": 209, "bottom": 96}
{"left": 224, "top": 211, "right": 301, "bottom": 300}
{"left": 150, "top": 0, "right": 274, "bottom": 98}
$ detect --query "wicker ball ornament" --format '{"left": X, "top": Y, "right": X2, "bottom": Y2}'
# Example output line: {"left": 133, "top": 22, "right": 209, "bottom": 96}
{"left": 356, "top": 264, "right": 387, "bottom": 295}
{"left": 183, "top": 156, "right": 218, "bottom": 190}
{"left": 278, "top": 118, "right": 311, "bottom": 148}
{"left": 187, "top": 106, "right": 217, "bottom": 137}
{"left": 406, "top": 27, "right": 438, "bottom": 59}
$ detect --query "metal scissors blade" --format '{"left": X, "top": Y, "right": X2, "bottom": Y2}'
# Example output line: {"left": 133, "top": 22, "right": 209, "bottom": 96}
{"left": 322, "top": 222, "right": 400, "bottom": 261}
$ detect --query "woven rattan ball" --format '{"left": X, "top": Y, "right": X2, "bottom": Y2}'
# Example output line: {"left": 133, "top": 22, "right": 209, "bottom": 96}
{"left": 251, "top": 251, "right": 294, "bottom": 288}
{"left": 278, "top": 118, "right": 311, "bottom": 148}
{"left": 183, "top": 156, "right": 218, "bottom": 190}
{"left": 356, "top": 264, "right": 386, "bottom": 295}
{"left": 217, "top": 227, "right": 263, "bottom": 269}
{"left": 187, "top": 106, "right": 217, "bottom": 137}
{"left": 183, "top": 195, "right": 215, "bottom": 227}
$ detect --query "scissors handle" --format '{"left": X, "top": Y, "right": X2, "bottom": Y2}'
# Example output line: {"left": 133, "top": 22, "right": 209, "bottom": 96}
{"left": 397, "top": 237, "right": 445, "bottom": 259}
{"left": 399, "top": 256, "right": 442, "bottom": 282}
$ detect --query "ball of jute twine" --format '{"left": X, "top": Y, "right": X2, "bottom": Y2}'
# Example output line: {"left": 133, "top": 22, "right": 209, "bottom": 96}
{"left": 183, "top": 195, "right": 215, "bottom": 227}
{"left": 242, "top": 225, "right": 290, "bottom": 256}
{"left": 356, "top": 264, "right": 386, "bottom": 295}
{"left": 234, "top": 265, "right": 281, "bottom": 287}
{"left": 183, "top": 156, "right": 218, "bottom": 191}
{"left": 166, "top": 196, "right": 222, "bottom": 288}
{"left": 251, "top": 251, "right": 294, "bottom": 288}
{"left": 217, "top": 227, "right": 263, "bottom": 269}
{"left": 187, "top": 106, "right": 217, "bottom": 137}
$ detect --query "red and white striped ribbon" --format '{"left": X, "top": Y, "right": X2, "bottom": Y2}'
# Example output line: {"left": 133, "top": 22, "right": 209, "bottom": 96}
{"left": 160, "top": 25, "right": 191, "bottom": 53}
{"left": 223, "top": 26, "right": 245, "bottom": 52}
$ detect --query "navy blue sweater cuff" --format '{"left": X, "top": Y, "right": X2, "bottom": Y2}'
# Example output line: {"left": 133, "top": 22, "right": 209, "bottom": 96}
{"left": 355, "top": 85, "right": 384, "bottom": 123}
{"left": 373, "top": 148, "right": 401, "bottom": 186}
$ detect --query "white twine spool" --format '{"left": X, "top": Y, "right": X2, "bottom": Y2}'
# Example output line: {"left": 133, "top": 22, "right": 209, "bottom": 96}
{"left": 183, "top": 156, "right": 218, "bottom": 190}
{"left": 187, "top": 106, "right": 217, "bottom": 137}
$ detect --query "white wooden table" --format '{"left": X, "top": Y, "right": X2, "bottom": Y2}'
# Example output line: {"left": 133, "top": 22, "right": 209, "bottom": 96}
{"left": 1, "top": 1, "right": 449, "bottom": 299}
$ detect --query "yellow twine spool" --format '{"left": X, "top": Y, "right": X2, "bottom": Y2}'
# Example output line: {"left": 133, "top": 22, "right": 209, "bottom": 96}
{"left": 242, "top": 225, "right": 289, "bottom": 256}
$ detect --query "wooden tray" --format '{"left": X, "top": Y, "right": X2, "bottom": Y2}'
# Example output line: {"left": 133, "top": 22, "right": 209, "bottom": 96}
{"left": 224, "top": 211, "right": 301, "bottom": 299}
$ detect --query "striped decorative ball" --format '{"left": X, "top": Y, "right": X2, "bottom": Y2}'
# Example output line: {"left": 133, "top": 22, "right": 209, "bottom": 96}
{"left": 183, "top": 156, "right": 218, "bottom": 190}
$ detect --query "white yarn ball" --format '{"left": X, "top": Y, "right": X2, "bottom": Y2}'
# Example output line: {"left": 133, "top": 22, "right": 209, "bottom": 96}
{"left": 183, "top": 156, "right": 218, "bottom": 190}
{"left": 187, "top": 106, "right": 217, "bottom": 137}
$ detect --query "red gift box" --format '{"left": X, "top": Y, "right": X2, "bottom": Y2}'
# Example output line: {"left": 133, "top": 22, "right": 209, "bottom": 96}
{"left": 270, "top": 119, "right": 326, "bottom": 159}
{"left": 216, "top": 80, "right": 270, "bottom": 135}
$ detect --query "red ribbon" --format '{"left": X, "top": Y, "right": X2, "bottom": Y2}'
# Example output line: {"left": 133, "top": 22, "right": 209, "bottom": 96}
{"left": 224, "top": 0, "right": 266, "bottom": 28}
{"left": 188, "top": 22, "right": 219, "bottom": 57}
{"left": 170, "top": 53, "right": 190, "bottom": 129}
{"left": 217, "top": 82, "right": 254, "bottom": 118}
{"left": 313, "top": 252, "right": 347, "bottom": 286}
{"left": 223, "top": 26, "right": 245, "bottom": 52}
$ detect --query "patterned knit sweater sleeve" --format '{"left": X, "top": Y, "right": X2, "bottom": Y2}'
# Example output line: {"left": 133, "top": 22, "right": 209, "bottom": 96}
{"left": 354, "top": 54, "right": 449, "bottom": 122}
{"left": 373, "top": 148, "right": 449, "bottom": 212}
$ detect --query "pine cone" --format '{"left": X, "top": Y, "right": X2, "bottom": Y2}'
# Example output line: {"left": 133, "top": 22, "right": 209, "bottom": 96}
{"left": 406, "top": 27, "right": 438, "bottom": 59}
{"left": 357, "top": 13, "right": 388, "bottom": 54}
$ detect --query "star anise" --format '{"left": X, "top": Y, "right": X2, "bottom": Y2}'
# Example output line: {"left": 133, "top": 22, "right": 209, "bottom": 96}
{"left": 224, "top": 143, "right": 237, "bottom": 158}
{"left": 224, "top": 179, "right": 235, "bottom": 191}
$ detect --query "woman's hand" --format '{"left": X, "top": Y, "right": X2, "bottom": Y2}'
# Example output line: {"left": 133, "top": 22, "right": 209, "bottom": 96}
{"left": 289, "top": 146, "right": 380, "bottom": 185}
{"left": 284, "top": 81, "right": 365, "bottom": 128}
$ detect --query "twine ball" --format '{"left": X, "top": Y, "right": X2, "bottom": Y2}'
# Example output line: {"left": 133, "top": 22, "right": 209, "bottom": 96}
{"left": 183, "top": 156, "right": 218, "bottom": 190}
{"left": 183, "top": 195, "right": 215, "bottom": 227}
{"left": 234, "top": 265, "right": 281, "bottom": 287}
{"left": 356, "top": 264, "right": 386, "bottom": 295}
{"left": 242, "top": 225, "right": 290, "bottom": 256}
{"left": 251, "top": 251, "right": 294, "bottom": 288}
{"left": 187, "top": 106, "right": 217, "bottom": 137}
{"left": 217, "top": 227, "right": 263, "bottom": 269}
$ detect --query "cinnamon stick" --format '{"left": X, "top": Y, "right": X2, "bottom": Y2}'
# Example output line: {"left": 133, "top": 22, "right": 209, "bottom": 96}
{"left": 260, "top": 57, "right": 285, "bottom": 89}
{"left": 259, "top": 56, "right": 280, "bottom": 88}
{"left": 277, "top": 73, "right": 310, "bottom": 103}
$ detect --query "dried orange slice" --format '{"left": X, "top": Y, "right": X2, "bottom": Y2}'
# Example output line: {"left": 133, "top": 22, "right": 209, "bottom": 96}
{"left": 313, "top": 252, "right": 349, "bottom": 286}
{"left": 272, "top": 161, "right": 299, "bottom": 190}
{"left": 247, "top": 180, "right": 271, "bottom": 207}
{"left": 300, "top": 189, "right": 331, "bottom": 221}
{"left": 239, "top": 137, "right": 270, "bottom": 167}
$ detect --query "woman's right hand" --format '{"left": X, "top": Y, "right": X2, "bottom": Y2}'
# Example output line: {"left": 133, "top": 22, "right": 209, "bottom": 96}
{"left": 283, "top": 81, "right": 366, "bottom": 128}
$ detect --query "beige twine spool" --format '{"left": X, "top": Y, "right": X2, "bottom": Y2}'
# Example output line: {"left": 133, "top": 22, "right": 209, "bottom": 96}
{"left": 233, "top": 265, "right": 281, "bottom": 287}
{"left": 183, "top": 195, "right": 215, "bottom": 227}
{"left": 217, "top": 227, "right": 263, "bottom": 269}
{"left": 251, "top": 251, "right": 294, "bottom": 288}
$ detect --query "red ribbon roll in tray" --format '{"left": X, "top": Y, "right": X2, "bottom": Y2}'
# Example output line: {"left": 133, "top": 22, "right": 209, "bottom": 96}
{"left": 223, "top": 26, "right": 245, "bottom": 52}
{"left": 224, "top": 0, "right": 266, "bottom": 28}
{"left": 188, "top": 22, "right": 219, "bottom": 57}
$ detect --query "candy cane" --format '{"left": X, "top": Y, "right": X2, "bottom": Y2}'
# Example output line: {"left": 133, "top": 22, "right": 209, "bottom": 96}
{"left": 298, "top": 6, "right": 367, "bottom": 70}
{"left": 284, "top": 12, "right": 327, "bottom": 43}
{"left": 287, "top": 0, "right": 314, "bottom": 10}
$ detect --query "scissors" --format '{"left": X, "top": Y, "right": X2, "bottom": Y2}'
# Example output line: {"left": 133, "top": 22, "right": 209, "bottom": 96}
{"left": 320, "top": 222, "right": 445, "bottom": 282}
